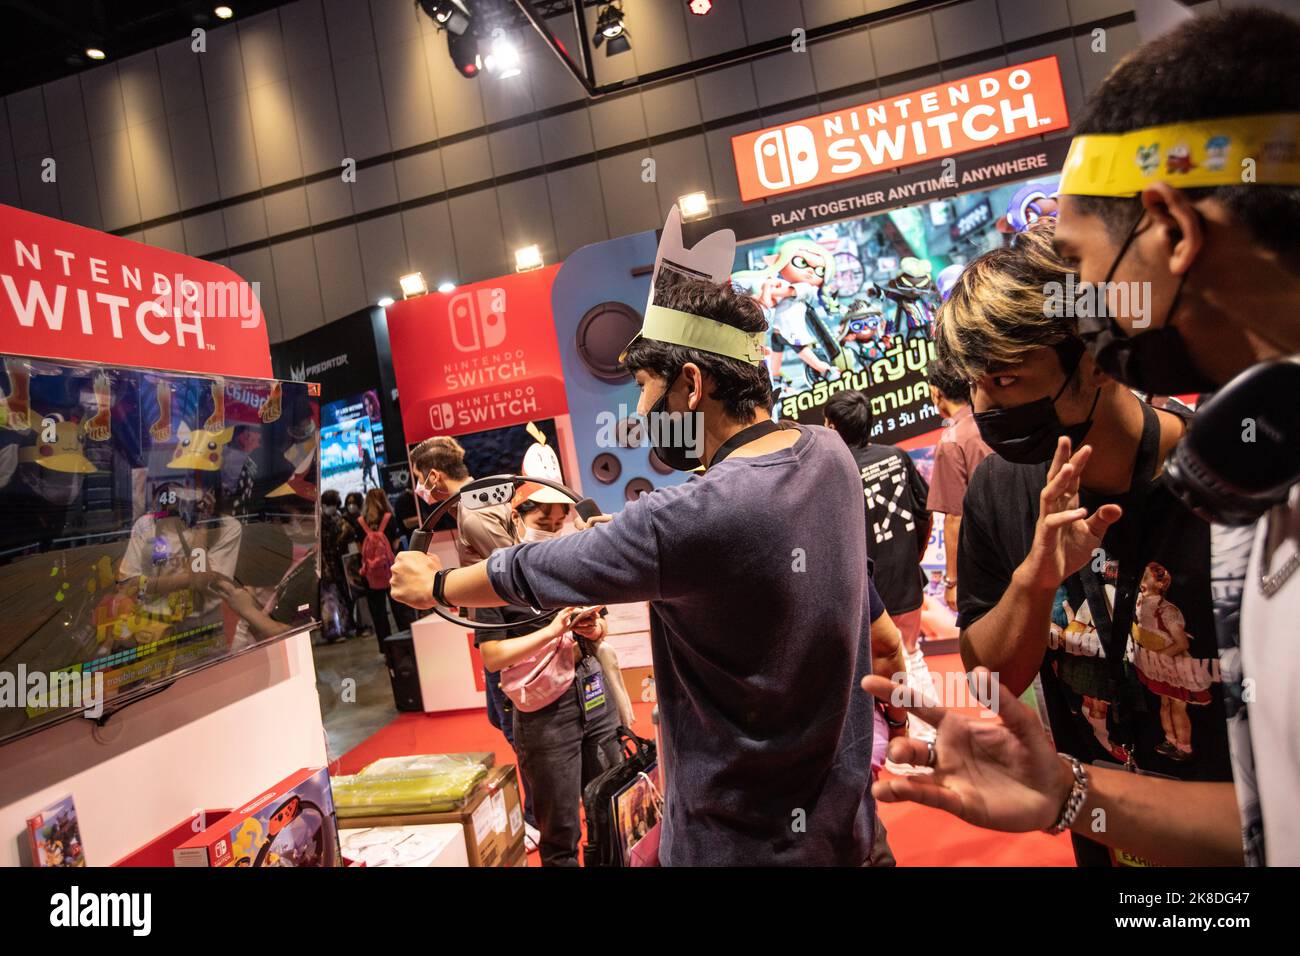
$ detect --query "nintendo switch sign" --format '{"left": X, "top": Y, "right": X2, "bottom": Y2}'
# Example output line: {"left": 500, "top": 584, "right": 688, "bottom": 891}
{"left": 386, "top": 265, "right": 569, "bottom": 442}
{"left": 731, "top": 57, "right": 1069, "bottom": 202}
{"left": 0, "top": 204, "right": 271, "bottom": 378}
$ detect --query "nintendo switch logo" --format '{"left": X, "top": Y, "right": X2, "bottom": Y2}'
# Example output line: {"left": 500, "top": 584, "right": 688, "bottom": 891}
{"left": 448, "top": 288, "right": 507, "bottom": 353}
{"left": 429, "top": 402, "right": 455, "bottom": 431}
{"left": 216, "top": 839, "right": 228, "bottom": 856}
{"left": 754, "top": 125, "right": 818, "bottom": 191}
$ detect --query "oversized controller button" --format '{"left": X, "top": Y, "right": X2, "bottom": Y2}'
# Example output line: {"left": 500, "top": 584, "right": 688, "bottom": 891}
{"left": 624, "top": 477, "right": 653, "bottom": 501}
{"left": 647, "top": 448, "right": 675, "bottom": 475}
{"left": 615, "top": 416, "right": 645, "bottom": 448}
{"left": 575, "top": 302, "right": 642, "bottom": 383}
{"left": 592, "top": 453, "right": 621, "bottom": 484}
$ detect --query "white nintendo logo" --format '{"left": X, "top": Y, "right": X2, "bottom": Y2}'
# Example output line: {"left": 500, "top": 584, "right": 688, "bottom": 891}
{"left": 448, "top": 288, "right": 507, "bottom": 353}
{"left": 428, "top": 402, "right": 455, "bottom": 431}
{"left": 754, "top": 125, "right": 818, "bottom": 190}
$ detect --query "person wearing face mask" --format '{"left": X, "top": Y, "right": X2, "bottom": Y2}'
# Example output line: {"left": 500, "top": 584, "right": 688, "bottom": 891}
{"left": 393, "top": 277, "right": 888, "bottom": 866}
{"left": 931, "top": 218, "right": 1236, "bottom": 866}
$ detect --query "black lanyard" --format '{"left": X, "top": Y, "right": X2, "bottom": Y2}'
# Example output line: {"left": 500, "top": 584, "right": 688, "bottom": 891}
{"left": 1066, "top": 402, "right": 1163, "bottom": 747}
{"left": 709, "top": 419, "right": 787, "bottom": 468}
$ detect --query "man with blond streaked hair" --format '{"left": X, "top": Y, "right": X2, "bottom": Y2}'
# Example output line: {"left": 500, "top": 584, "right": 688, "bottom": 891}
{"left": 930, "top": 218, "right": 1237, "bottom": 866}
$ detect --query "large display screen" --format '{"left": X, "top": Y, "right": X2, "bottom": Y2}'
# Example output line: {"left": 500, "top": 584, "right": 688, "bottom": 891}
{"left": 0, "top": 355, "right": 321, "bottom": 745}
{"left": 320, "top": 389, "right": 386, "bottom": 498}
{"left": 732, "top": 177, "right": 1058, "bottom": 437}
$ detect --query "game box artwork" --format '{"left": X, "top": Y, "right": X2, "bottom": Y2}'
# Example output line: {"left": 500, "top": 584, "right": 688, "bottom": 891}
{"left": 26, "top": 794, "right": 86, "bottom": 867}
{"left": 0, "top": 354, "right": 321, "bottom": 745}
{"left": 173, "top": 767, "right": 340, "bottom": 867}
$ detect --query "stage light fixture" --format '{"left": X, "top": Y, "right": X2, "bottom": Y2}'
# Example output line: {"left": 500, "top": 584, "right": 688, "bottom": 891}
{"left": 214, "top": 5, "right": 234, "bottom": 19}
{"left": 377, "top": 296, "right": 395, "bottom": 308}
{"left": 437, "top": 281, "right": 457, "bottom": 294}
{"left": 689, "top": 0, "right": 713, "bottom": 14}
{"left": 85, "top": 48, "right": 106, "bottom": 60}
{"left": 678, "top": 191, "right": 711, "bottom": 221}
{"left": 514, "top": 245, "right": 543, "bottom": 273}
{"left": 418, "top": 0, "right": 471, "bottom": 36}
{"left": 593, "top": 3, "right": 631, "bottom": 56}
{"left": 485, "top": 34, "right": 521, "bottom": 78}
{"left": 447, "top": 29, "right": 482, "bottom": 77}
{"left": 399, "top": 272, "right": 428, "bottom": 298}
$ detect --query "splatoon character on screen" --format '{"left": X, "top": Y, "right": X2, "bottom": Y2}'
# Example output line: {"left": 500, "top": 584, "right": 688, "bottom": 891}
{"left": 839, "top": 287, "right": 892, "bottom": 364}
{"left": 736, "top": 238, "right": 845, "bottom": 388}
{"left": 882, "top": 257, "right": 938, "bottom": 342}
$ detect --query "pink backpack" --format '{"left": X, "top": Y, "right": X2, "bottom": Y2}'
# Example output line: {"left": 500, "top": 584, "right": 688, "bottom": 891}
{"left": 358, "top": 513, "right": 395, "bottom": 589}
{"left": 501, "top": 632, "right": 575, "bottom": 712}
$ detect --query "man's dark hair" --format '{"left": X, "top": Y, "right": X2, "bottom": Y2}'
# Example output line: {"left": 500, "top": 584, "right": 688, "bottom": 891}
{"left": 823, "top": 390, "right": 874, "bottom": 446}
{"left": 410, "top": 435, "right": 469, "bottom": 480}
{"left": 621, "top": 277, "right": 772, "bottom": 420}
{"left": 321, "top": 489, "right": 341, "bottom": 507}
{"left": 925, "top": 357, "right": 970, "bottom": 404}
{"left": 1074, "top": 8, "right": 1300, "bottom": 266}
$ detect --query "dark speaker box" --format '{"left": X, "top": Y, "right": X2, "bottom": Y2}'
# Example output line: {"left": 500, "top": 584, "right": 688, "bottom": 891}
{"left": 383, "top": 633, "right": 423, "bottom": 712}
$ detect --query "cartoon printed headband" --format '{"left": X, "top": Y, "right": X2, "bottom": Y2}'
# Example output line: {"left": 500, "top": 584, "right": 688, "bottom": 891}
{"left": 1058, "top": 113, "right": 1300, "bottom": 197}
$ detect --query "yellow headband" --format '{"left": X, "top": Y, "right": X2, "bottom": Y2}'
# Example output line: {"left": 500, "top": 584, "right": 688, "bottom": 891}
{"left": 620, "top": 305, "right": 767, "bottom": 366}
{"left": 1058, "top": 113, "right": 1300, "bottom": 197}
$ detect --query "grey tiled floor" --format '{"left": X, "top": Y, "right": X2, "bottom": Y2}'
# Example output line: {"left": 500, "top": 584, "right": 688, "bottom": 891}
{"left": 313, "top": 631, "right": 401, "bottom": 762}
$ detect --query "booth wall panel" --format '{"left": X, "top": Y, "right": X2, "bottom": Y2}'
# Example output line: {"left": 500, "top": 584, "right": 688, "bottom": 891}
{"left": 281, "top": 0, "right": 333, "bottom": 76}
{"left": 685, "top": 1, "right": 751, "bottom": 58}
{"left": 380, "top": 37, "right": 440, "bottom": 152}
{"left": 52, "top": 142, "right": 102, "bottom": 231}
{"left": 45, "top": 76, "right": 90, "bottom": 149}
{"left": 356, "top": 212, "right": 412, "bottom": 303}
{"left": 1073, "top": 20, "right": 1141, "bottom": 91}
{"left": 618, "top": 0, "right": 692, "bottom": 76}
{"left": 128, "top": 117, "right": 181, "bottom": 222}
{"left": 265, "top": 186, "right": 312, "bottom": 236}
{"left": 207, "top": 94, "right": 262, "bottom": 198}
{"left": 425, "top": 32, "right": 485, "bottom": 137}
{"left": 334, "top": 53, "right": 394, "bottom": 163}
{"left": 547, "top": 164, "right": 611, "bottom": 260}
{"left": 538, "top": 110, "right": 596, "bottom": 165}
{"left": 143, "top": 219, "right": 188, "bottom": 256}
{"left": 597, "top": 152, "right": 663, "bottom": 241}
{"left": 695, "top": 63, "right": 759, "bottom": 123}
{"left": 395, "top": 150, "right": 447, "bottom": 201}
{"left": 249, "top": 80, "right": 307, "bottom": 186}
{"left": 78, "top": 67, "right": 126, "bottom": 139}
{"left": 802, "top": 0, "right": 867, "bottom": 29}
{"left": 155, "top": 39, "right": 207, "bottom": 114}
{"left": 527, "top": 27, "right": 585, "bottom": 112}
{"left": 740, "top": 0, "right": 806, "bottom": 43}
{"left": 90, "top": 130, "right": 141, "bottom": 231}
{"left": 480, "top": 69, "right": 537, "bottom": 129}
{"left": 313, "top": 225, "right": 370, "bottom": 320}
{"left": 200, "top": 19, "right": 249, "bottom": 102}
{"left": 589, "top": 96, "right": 648, "bottom": 153}
{"left": 642, "top": 78, "right": 704, "bottom": 139}
{"left": 810, "top": 29, "right": 877, "bottom": 92}
{"left": 118, "top": 51, "right": 167, "bottom": 127}
{"left": 166, "top": 107, "right": 223, "bottom": 209}
{"left": 703, "top": 120, "right": 759, "bottom": 217}
{"left": 239, "top": 10, "right": 291, "bottom": 90}
{"left": 871, "top": 13, "right": 940, "bottom": 78}
{"left": 401, "top": 202, "right": 459, "bottom": 291}
{"left": 273, "top": 234, "right": 328, "bottom": 337}
{"left": 350, "top": 162, "right": 401, "bottom": 215}
{"left": 448, "top": 191, "right": 509, "bottom": 282}
{"left": 8, "top": 88, "right": 51, "bottom": 158}
{"left": 14, "top": 160, "right": 60, "bottom": 219}
{"left": 222, "top": 196, "right": 269, "bottom": 249}
{"left": 998, "top": 0, "right": 1072, "bottom": 42}
{"left": 497, "top": 176, "right": 558, "bottom": 265}
{"left": 370, "top": 0, "right": 427, "bottom": 49}
{"left": 230, "top": 246, "right": 283, "bottom": 341}
{"left": 442, "top": 136, "right": 494, "bottom": 191}
{"left": 651, "top": 136, "right": 716, "bottom": 224}
{"left": 0, "top": 164, "right": 19, "bottom": 208}
{"left": 288, "top": 69, "right": 346, "bottom": 174}
{"left": 752, "top": 49, "right": 818, "bottom": 109}
{"left": 305, "top": 175, "right": 355, "bottom": 225}
{"left": 934, "top": 0, "right": 1005, "bottom": 61}
{"left": 489, "top": 123, "right": 544, "bottom": 179}
{"left": 184, "top": 209, "right": 229, "bottom": 258}
{"left": 324, "top": 0, "right": 377, "bottom": 63}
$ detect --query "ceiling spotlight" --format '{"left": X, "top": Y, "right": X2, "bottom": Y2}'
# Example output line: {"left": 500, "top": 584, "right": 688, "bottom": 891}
{"left": 514, "top": 245, "right": 543, "bottom": 273}
{"left": 484, "top": 34, "right": 521, "bottom": 79}
{"left": 593, "top": 4, "right": 631, "bottom": 56}
{"left": 689, "top": 0, "right": 713, "bottom": 14}
{"left": 678, "top": 191, "right": 711, "bottom": 222}
{"left": 214, "top": 5, "right": 234, "bottom": 19}
{"left": 418, "top": 0, "right": 471, "bottom": 36}
{"left": 377, "top": 296, "right": 395, "bottom": 308}
{"left": 85, "top": 48, "right": 107, "bottom": 60}
{"left": 447, "top": 29, "right": 481, "bottom": 77}
{"left": 437, "top": 281, "right": 457, "bottom": 294}
{"left": 399, "top": 272, "right": 428, "bottom": 298}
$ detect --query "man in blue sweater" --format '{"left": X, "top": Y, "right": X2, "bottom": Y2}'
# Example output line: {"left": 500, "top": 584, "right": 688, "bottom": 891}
{"left": 393, "top": 277, "right": 890, "bottom": 865}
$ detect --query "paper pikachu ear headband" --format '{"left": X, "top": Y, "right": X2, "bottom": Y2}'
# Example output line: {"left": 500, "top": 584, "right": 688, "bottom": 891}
{"left": 620, "top": 205, "right": 765, "bottom": 367}
{"left": 1058, "top": 113, "right": 1300, "bottom": 197}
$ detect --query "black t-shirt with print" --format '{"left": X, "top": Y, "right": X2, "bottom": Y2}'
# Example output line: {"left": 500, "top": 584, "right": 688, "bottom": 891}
{"left": 849, "top": 443, "right": 930, "bottom": 615}
{"left": 956, "top": 411, "right": 1232, "bottom": 866}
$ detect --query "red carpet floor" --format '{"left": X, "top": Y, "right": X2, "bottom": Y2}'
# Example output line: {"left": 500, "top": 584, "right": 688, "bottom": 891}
{"left": 336, "top": 653, "right": 1075, "bottom": 867}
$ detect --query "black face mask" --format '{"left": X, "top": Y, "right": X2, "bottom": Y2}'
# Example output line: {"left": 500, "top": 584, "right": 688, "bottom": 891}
{"left": 974, "top": 345, "right": 1101, "bottom": 465}
{"left": 1074, "top": 210, "right": 1218, "bottom": 395}
{"left": 645, "top": 373, "right": 702, "bottom": 472}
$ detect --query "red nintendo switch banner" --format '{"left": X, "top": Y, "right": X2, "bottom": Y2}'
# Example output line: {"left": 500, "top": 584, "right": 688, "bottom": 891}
{"left": 385, "top": 266, "right": 569, "bottom": 442}
{"left": 731, "top": 57, "right": 1070, "bottom": 202}
{"left": 0, "top": 204, "right": 271, "bottom": 377}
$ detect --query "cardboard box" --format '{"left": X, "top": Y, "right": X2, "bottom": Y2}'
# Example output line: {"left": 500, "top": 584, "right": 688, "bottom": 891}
{"left": 337, "top": 764, "right": 524, "bottom": 867}
{"left": 173, "top": 767, "right": 341, "bottom": 867}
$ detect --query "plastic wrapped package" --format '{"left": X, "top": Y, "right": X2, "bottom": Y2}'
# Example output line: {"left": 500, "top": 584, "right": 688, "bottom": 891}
{"left": 333, "top": 753, "right": 493, "bottom": 818}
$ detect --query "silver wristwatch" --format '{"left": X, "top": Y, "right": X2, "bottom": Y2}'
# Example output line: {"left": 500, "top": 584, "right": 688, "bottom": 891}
{"left": 1046, "top": 753, "right": 1089, "bottom": 835}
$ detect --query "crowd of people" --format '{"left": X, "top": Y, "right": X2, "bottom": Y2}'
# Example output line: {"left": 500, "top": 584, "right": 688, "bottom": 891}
{"left": 375, "top": 7, "right": 1300, "bottom": 867}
